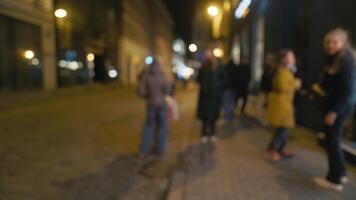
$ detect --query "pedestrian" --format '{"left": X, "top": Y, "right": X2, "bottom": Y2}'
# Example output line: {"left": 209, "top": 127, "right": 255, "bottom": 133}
{"left": 261, "top": 53, "right": 277, "bottom": 125}
{"left": 222, "top": 58, "right": 239, "bottom": 120}
{"left": 313, "top": 28, "right": 356, "bottom": 192}
{"left": 137, "top": 58, "right": 172, "bottom": 159}
{"left": 236, "top": 56, "right": 251, "bottom": 115}
{"left": 197, "top": 53, "right": 223, "bottom": 143}
{"left": 267, "top": 49, "right": 302, "bottom": 161}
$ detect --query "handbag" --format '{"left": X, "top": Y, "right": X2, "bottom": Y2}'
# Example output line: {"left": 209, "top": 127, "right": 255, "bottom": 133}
{"left": 165, "top": 95, "right": 179, "bottom": 121}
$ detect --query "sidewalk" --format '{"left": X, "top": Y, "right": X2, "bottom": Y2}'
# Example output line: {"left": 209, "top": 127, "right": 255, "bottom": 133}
{"left": 168, "top": 110, "right": 356, "bottom": 200}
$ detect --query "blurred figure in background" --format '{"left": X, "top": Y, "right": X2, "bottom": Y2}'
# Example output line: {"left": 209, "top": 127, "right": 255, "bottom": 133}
{"left": 261, "top": 53, "right": 277, "bottom": 108}
{"left": 313, "top": 28, "right": 356, "bottom": 192}
{"left": 137, "top": 59, "right": 172, "bottom": 159}
{"left": 236, "top": 56, "right": 251, "bottom": 115}
{"left": 267, "top": 49, "right": 302, "bottom": 161}
{"left": 261, "top": 53, "right": 277, "bottom": 125}
{"left": 222, "top": 58, "right": 239, "bottom": 121}
{"left": 197, "top": 53, "right": 223, "bottom": 143}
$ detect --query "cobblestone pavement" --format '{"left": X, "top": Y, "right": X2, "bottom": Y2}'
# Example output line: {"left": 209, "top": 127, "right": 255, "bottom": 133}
{"left": 168, "top": 115, "right": 356, "bottom": 200}
{"left": 0, "top": 84, "right": 198, "bottom": 200}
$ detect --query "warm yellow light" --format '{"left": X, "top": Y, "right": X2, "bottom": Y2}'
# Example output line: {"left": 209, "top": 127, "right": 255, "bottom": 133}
{"left": 87, "top": 53, "right": 95, "bottom": 62}
{"left": 55, "top": 9, "right": 67, "bottom": 18}
{"left": 213, "top": 48, "right": 224, "bottom": 58}
{"left": 24, "top": 50, "right": 35, "bottom": 60}
{"left": 188, "top": 44, "right": 198, "bottom": 53}
{"left": 207, "top": 6, "right": 219, "bottom": 17}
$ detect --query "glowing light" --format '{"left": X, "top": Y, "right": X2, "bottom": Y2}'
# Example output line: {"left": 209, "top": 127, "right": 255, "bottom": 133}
{"left": 108, "top": 69, "right": 118, "bottom": 78}
{"left": 67, "top": 61, "right": 80, "bottom": 71}
{"left": 24, "top": 50, "right": 35, "bottom": 60}
{"left": 213, "top": 48, "right": 224, "bottom": 58}
{"left": 87, "top": 53, "right": 95, "bottom": 62}
{"left": 55, "top": 9, "right": 67, "bottom": 18}
{"left": 145, "top": 56, "right": 154, "bottom": 65}
{"left": 188, "top": 44, "right": 198, "bottom": 53}
{"left": 207, "top": 6, "right": 219, "bottom": 17}
{"left": 173, "top": 44, "right": 183, "bottom": 53}
{"left": 235, "top": 0, "right": 251, "bottom": 19}
{"left": 31, "top": 58, "right": 40, "bottom": 65}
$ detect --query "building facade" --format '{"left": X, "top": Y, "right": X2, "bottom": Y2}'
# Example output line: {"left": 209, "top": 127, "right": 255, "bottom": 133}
{"left": 119, "top": 0, "right": 174, "bottom": 84}
{"left": 0, "top": 0, "right": 56, "bottom": 91}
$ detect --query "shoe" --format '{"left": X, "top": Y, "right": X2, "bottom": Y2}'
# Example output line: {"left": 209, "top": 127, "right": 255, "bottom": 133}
{"left": 314, "top": 177, "right": 343, "bottom": 192}
{"left": 201, "top": 136, "right": 209, "bottom": 144}
{"left": 341, "top": 176, "right": 348, "bottom": 184}
{"left": 280, "top": 150, "right": 295, "bottom": 158}
{"left": 210, "top": 136, "right": 218, "bottom": 143}
{"left": 270, "top": 151, "right": 282, "bottom": 162}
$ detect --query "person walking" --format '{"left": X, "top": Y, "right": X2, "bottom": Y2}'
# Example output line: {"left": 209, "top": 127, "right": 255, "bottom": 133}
{"left": 138, "top": 59, "right": 172, "bottom": 158}
{"left": 197, "top": 54, "right": 223, "bottom": 143}
{"left": 313, "top": 28, "right": 356, "bottom": 192}
{"left": 236, "top": 57, "right": 252, "bottom": 115}
{"left": 267, "top": 49, "right": 302, "bottom": 161}
{"left": 222, "top": 59, "right": 239, "bottom": 120}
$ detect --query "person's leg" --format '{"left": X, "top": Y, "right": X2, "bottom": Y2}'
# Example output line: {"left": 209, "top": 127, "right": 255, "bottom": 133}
{"left": 140, "top": 107, "right": 156, "bottom": 156}
{"left": 325, "top": 112, "right": 350, "bottom": 184}
{"left": 157, "top": 107, "right": 169, "bottom": 155}
{"left": 241, "top": 90, "right": 249, "bottom": 114}
{"left": 223, "top": 89, "right": 236, "bottom": 120}
{"left": 268, "top": 127, "right": 285, "bottom": 151}
{"left": 277, "top": 128, "right": 288, "bottom": 153}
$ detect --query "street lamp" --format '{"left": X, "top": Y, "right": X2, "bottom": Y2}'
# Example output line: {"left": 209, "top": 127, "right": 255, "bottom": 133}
{"left": 24, "top": 50, "right": 35, "bottom": 60}
{"left": 54, "top": 9, "right": 67, "bottom": 18}
{"left": 188, "top": 44, "right": 198, "bottom": 53}
{"left": 207, "top": 6, "right": 219, "bottom": 17}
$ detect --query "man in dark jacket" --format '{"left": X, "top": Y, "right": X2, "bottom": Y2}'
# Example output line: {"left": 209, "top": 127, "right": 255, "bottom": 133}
{"left": 138, "top": 59, "right": 171, "bottom": 158}
{"left": 222, "top": 59, "right": 239, "bottom": 120}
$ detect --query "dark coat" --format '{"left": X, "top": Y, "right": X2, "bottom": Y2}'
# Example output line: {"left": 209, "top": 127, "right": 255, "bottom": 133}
{"left": 197, "top": 66, "right": 223, "bottom": 121}
{"left": 318, "top": 48, "right": 356, "bottom": 114}
{"left": 223, "top": 61, "right": 239, "bottom": 90}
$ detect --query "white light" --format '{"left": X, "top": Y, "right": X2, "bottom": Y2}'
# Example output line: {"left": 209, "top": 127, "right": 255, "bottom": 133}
{"left": 213, "top": 48, "right": 224, "bottom": 58}
{"left": 145, "top": 56, "right": 154, "bottom": 65}
{"left": 87, "top": 53, "right": 95, "bottom": 62}
{"left": 207, "top": 6, "right": 219, "bottom": 17}
{"left": 173, "top": 44, "right": 183, "bottom": 53}
{"left": 67, "top": 61, "right": 80, "bottom": 71}
{"left": 55, "top": 9, "right": 67, "bottom": 18}
{"left": 24, "top": 50, "right": 35, "bottom": 60}
{"left": 235, "top": 0, "right": 251, "bottom": 19}
{"left": 108, "top": 69, "right": 118, "bottom": 78}
{"left": 188, "top": 44, "right": 198, "bottom": 53}
{"left": 31, "top": 58, "right": 39, "bottom": 65}
{"left": 59, "top": 60, "right": 67, "bottom": 68}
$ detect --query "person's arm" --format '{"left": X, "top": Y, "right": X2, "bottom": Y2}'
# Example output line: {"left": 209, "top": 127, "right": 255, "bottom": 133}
{"left": 138, "top": 75, "right": 147, "bottom": 98}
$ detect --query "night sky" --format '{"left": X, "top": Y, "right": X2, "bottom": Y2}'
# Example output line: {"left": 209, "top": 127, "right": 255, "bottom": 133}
{"left": 164, "top": 0, "right": 197, "bottom": 42}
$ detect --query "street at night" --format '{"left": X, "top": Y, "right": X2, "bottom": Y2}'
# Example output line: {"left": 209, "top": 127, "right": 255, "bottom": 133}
{"left": 1, "top": 0, "right": 356, "bottom": 199}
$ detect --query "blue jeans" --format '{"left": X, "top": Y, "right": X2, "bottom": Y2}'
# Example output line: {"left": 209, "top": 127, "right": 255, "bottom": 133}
{"left": 269, "top": 127, "right": 288, "bottom": 152}
{"left": 223, "top": 89, "right": 238, "bottom": 120}
{"left": 140, "top": 106, "right": 168, "bottom": 155}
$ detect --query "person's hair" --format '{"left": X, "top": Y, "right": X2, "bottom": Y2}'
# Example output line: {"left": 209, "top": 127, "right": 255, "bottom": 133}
{"left": 203, "top": 57, "right": 218, "bottom": 70}
{"left": 324, "top": 28, "right": 350, "bottom": 47}
{"left": 276, "top": 49, "right": 293, "bottom": 65}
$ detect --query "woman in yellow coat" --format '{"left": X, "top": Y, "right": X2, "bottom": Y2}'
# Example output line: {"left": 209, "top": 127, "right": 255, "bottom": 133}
{"left": 267, "top": 49, "right": 301, "bottom": 161}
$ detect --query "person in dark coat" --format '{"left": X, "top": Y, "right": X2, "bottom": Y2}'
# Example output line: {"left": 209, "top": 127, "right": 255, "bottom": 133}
{"left": 314, "top": 28, "right": 356, "bottom": 192}
{"left": 197, "top": 55, "right": 223, "bottom": 143}
{"left": 138, "top": 59, "right": 172, "bottom": 158}
{"left": 236, "top": 56, "right": 251, "bottom": 115}
{"left": 222, "top": 59, "right": 239, "bottom": 120}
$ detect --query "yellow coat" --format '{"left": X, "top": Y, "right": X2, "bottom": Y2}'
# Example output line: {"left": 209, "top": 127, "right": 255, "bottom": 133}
{"left": 268, "top": 67, "right": 298, "bottom": 128}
